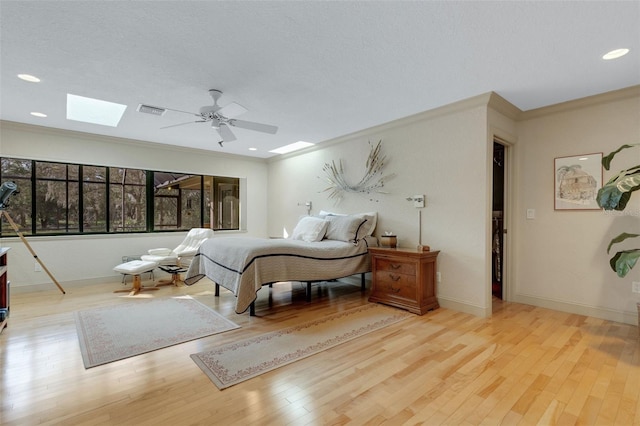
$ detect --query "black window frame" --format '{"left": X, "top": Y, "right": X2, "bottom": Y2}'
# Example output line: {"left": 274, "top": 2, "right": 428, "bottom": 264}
{"left": 0, "top": 157, "right": 239, "bottom": 236}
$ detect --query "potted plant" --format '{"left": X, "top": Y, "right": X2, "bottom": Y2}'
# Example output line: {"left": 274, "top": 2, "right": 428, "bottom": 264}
{"left": 596, "top": 143, "right": 640, "bottom": 278}
{"left": 596, "top": 143, "right": 640, "bottom": 327}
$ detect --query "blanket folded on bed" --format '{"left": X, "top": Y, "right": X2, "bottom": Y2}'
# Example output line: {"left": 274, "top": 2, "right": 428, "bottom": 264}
{"left": 185, "top": 237, "right": 372, "bottom": 313}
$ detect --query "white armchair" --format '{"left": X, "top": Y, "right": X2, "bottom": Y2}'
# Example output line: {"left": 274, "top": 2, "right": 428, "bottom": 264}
{"left": 141, "top": 228, "right": 214, "bottom": 286}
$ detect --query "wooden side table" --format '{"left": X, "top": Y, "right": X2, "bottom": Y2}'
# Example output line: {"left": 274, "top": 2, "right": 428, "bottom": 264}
{"left": 368, "top": 247, "right": 439, "bottom": 315}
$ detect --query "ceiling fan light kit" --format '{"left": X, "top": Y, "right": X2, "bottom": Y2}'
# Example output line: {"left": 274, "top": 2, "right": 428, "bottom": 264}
{"left": 142, "top": 89, "right": 278, "bottom": 147}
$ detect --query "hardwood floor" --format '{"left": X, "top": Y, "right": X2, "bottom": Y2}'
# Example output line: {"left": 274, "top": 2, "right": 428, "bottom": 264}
{"left": 1, "top": 277, "right": 638, "bottom": 425}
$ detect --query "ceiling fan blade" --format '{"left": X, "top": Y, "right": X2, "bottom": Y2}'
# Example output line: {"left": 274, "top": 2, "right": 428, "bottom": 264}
{"left": 217, "top": 123, "right": 237, "bottom": 142}
{"left": 160, "top": 120, "right": 206, "bottom": 129}
{"left": 229, "top": 119, "right": 278, "bottom": 134}
{"left": 217, "top": 102, "right": 248, "bottom": 118}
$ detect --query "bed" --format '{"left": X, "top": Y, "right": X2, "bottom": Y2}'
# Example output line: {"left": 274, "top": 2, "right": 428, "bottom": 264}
{"left": 184, "top": 212, "right": 377, "bottom": 315}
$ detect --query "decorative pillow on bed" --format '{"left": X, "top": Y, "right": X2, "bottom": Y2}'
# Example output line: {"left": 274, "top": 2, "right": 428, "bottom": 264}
{"left": 319, "top": 210, "right": 377, "bottom": 239}
{"left": 324, "top": 215, "right": 367, "bottom": 242}
{"left": 291, "top": 216, "right": 328, "bottom": 242}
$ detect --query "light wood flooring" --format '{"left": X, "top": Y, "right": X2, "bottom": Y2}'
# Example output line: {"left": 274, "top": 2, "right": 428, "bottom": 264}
{"left": 1, "top": 277, "right": 639, "bottom": 425}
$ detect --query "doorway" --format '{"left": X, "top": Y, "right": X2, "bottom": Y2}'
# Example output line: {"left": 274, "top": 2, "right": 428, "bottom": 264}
{"left": 492, "top": 141, "right": 506, "bottom": 299}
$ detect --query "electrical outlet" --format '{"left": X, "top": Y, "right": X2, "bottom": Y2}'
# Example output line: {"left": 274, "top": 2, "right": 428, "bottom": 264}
{"left": 34, "top": 261, "right": 42, "bottom": 272}
{"left": 436, "top": 272, "right": 441, "bottom": 283}
{"left": 632, "top": 282, "right": 640, "bottom": 294}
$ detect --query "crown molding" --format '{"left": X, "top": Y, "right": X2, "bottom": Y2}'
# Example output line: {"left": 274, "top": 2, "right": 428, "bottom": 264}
{"left": 487, "top": 92, "right": 522, "bottom": 120}
{"left": 519, "top": 85, "right": 640, "bottom": 121}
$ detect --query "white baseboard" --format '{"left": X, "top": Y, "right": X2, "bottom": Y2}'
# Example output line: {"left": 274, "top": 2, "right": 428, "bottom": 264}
{"left": 513, "top": 293, "right": 638, "bottom": 326}
{"left": 438, "top": 296, "right": 491, "bottom": 318}
{"left": 9, "top": 276, "right": 117, "bottom": 294}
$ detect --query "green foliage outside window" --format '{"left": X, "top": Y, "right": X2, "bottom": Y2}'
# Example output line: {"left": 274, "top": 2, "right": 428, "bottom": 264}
{"left": 0, "top": 158, "right": 239, "bottom": 236}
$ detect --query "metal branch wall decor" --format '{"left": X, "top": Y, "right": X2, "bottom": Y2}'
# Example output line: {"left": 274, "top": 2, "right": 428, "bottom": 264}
{"left": 320, "top": 140, "right": 394, "bottom": 203}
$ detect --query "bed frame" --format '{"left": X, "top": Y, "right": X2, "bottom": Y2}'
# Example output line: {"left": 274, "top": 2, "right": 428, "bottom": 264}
{"left": 214, "top": 273, "right": 367, "bottom": 316}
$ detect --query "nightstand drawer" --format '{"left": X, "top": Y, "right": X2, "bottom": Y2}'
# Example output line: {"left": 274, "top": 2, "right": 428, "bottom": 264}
{"left": 375, "top": 258, "right": 416, "bottom": 275}
{"left": 374, "top": 271, "right": 416, "bottom": 299}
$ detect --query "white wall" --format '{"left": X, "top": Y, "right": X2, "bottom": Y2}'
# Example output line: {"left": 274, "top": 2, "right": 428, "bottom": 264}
{"left": 0, "top": 121, "right": 269, "bottom": 290}
{"left": 513, "top": 87, "right": 640, "bottom": 324}
{"left": 268, "top": 95, "right": 494, "bottom": 317}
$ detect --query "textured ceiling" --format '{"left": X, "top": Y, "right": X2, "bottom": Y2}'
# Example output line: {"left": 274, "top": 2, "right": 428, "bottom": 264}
{"left": 1, "top": 1, "right": 638, "bottom": 158}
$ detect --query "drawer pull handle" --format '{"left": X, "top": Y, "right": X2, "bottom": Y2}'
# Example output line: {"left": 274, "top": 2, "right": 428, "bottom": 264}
{"left": 389, "top": 274, "right": 401, "bottom": 282}
{"left": 390, "top": 263, "right": 402, "bottom": 270}
{"left": 388, "top": 284, "right": 401, "bottom": 293}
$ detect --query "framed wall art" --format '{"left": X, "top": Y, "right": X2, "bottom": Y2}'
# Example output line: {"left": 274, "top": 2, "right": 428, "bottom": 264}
{"left": 554, "top": 152, "right": 603, "bottom": 210}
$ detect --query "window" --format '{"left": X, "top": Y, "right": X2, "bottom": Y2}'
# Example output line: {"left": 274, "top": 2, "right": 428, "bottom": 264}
{"left": 83, "top": 165, "right": 107, "bottom": 233}
{"left": 110, "top": 168, "right": 146, "bottom": 232}
{"left": 212, "top": 177, "right": 240, "bottom": 230}
{"left": 0, "top": 158, "right": 32, "bottom": 235}
{"left": 0, "top": 157, "right": 240, "bottom": 236}
{"left": 35, "top": 162, "right": 79, "bottom": 234}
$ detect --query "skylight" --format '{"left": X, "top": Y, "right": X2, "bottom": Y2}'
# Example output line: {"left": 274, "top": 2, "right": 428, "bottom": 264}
{"left": 269, "top": 141, "right": 314, "bottom": 154}
{"left": 66, "top": 94, "right": 127, "bottom": 127}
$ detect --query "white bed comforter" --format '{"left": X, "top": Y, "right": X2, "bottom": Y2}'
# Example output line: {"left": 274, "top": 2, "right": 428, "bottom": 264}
{"left": 184, "top": 237, "right": 373, "bottom": 313}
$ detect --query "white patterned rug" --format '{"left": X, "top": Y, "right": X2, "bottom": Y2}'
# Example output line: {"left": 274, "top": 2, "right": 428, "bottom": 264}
{"left": 75, "top": 296, "right": 239, "bottom": 368}
{"left": 191, "top": 303, "right": 411, "bottom": 389}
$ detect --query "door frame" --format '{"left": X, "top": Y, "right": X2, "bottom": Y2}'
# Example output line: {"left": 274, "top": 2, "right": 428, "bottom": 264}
{"left": 491, "top": 135, "right": 515, "bottom": 306}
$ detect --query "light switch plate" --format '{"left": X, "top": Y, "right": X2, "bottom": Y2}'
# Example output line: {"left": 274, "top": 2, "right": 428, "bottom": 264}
{"left": 526, "top": 209, "right": 535, "bottom": 219}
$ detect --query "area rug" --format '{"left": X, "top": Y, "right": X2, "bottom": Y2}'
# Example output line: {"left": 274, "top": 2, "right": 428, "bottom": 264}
{"left": 75, "top": 296, "right": 240, "bottom": 368}
{"left": 191, "top": 303, "right": 411, "bottom": 389}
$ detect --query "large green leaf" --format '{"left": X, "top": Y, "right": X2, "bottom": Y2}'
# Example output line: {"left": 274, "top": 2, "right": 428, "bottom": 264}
{"left": 610, "top": 249, "right": 640, "bottom": 278}
{"left": 602, "top": 144, "right": 639, "bottom": 170}
{"left": 616, "top": 167, "right": 640, "bottom": 192}
{"left": 597, "top": 184, "right": 630, "bottom": 210}
{"left": 607, "top": 232, "right": 640, "bottom": 254}
{"left": 597, "top": 166, "right": 640, "bottom": 210}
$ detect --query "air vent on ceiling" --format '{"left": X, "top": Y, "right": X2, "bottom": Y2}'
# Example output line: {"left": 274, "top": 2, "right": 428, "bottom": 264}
{"left": 137, "top": 104, "right": 166, "bottom": 116}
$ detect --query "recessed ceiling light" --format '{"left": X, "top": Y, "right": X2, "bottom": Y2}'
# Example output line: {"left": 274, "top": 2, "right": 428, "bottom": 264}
{"left": 602, "top": 48, "right": 629, "bottom": 60}
{"left": 18, "top": 74, "right": 41, "bottom": 82}
{"left": 30, "top": 112, "right": 47, "bottom": 118}
{"left": 248, "top": 147, "right": 257, "bottom": 151}
{"left": 66, "top": 94, "right": 127, "bottom": 127}
{"left": 269, "top": 141, "right": 314, "bottom": 155}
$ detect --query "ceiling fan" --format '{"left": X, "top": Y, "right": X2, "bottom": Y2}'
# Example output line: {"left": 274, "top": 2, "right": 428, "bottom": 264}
{"left": 152, "top": 89, "right": 278, "bottom": 146}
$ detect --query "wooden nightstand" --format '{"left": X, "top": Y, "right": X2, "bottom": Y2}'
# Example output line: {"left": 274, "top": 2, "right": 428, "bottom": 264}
{"left": 368, "top": 247, "right": 439, "bottom": 315}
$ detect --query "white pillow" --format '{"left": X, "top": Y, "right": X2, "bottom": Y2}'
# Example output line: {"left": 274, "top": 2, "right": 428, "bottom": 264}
{"left": 319, "top": 210, "right": 377, "bottom": 238}
{"left": 354, "top": 212, "right": 377, "bottom": 237}
{"left": 324, "top": 215, "right": 367, "bottom": 242}
{"left": 291, "top": 216, "right": 328, "bottom": 242}
{"left": 319, "top": 210, "right": 345, "bottom": 217}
